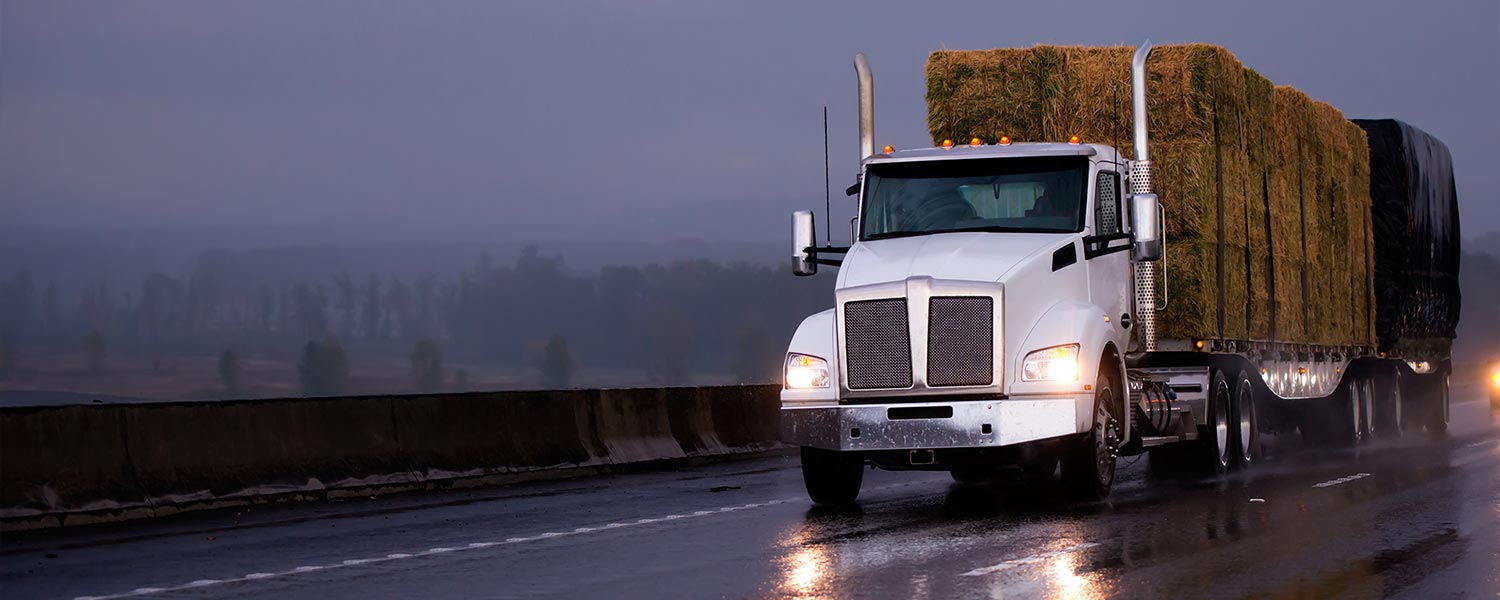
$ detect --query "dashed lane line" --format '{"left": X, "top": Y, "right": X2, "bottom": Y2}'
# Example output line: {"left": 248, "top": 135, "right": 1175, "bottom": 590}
{"left": 74, "top": 481, "right": 932, "bottom": 600}
{"left": 961, "top": 542, "right": 1101, "bottom": 577}
{"left": 1311, "top": 472, "right": 1372, "bottom": 488}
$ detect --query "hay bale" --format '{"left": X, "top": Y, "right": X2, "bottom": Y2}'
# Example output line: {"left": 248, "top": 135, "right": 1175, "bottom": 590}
{"left": 1244, "top": 69, "right": 1275, "bottom": 339}
{"left": 1158, "top": 240, "right": 1217, "bottom": 340}
{"left": 1344, "top": 122, "right": 1375, "bottom": 346}
{"left": 927, "top": 44, "right": 1247, "bottom": 242}
{"left": 926, "top": 44, "right": 1374, "bottom": 346}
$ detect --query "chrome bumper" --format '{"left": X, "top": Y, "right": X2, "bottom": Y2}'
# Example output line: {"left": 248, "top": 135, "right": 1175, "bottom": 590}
{"left": 781, "top": 398, "right": 1078, "bottom": 452}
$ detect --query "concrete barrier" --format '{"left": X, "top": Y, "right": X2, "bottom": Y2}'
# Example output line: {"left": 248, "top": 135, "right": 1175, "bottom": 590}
{"left": 0, "top": 385, "right": 781, "bottom": 530}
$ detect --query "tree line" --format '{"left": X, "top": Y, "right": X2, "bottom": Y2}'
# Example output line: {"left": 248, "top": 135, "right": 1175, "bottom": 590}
{"left": 0, "top": 246, "right": 832, "bottom": 397}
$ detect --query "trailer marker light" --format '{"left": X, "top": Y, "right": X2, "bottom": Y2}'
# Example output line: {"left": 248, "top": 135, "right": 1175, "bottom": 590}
{"left": 941, "top": 139, "right": 954, "bottom": 148}
{"left": 999, "top": 136, "right": 1011, "bottom": 145}
{"left": 1069, "top": 135, "right": 1081, "bottom": 145}
{"left": 1194, "top": 339, "right": 1204, "bottom": 350}
{"left": 970, "top": 137, "right": 982, "bottom": 147}
{"left": 882, "top": 145, "right": 894, "bottom": 154}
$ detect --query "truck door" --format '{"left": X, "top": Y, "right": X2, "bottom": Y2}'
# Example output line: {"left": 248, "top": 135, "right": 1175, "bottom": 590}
{"left": 1084, "top": 169, "right": 1132, "bottom": 348}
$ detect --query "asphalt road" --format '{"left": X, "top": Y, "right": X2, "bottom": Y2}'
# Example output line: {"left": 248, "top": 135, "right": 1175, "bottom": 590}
{"left": 3, "top": 391, "right": 1497, "bottom": 600}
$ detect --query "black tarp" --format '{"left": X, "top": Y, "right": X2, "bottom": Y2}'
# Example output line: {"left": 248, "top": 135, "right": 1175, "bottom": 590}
{"left": 1353, "top": 119, "right": 1462, "bottom": 353}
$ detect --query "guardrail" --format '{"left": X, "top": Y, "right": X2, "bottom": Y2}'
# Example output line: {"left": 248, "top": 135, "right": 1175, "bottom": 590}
{"left": 0, "top": 385, "right": 781, "bottom": 530}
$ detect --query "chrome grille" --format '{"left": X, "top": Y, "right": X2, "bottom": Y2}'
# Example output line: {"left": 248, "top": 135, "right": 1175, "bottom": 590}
{"left": 927, "top": 296, "right": 994, "bottom": 387}
{"left": 843, "top": 299, "right": 912, "bottom": 389}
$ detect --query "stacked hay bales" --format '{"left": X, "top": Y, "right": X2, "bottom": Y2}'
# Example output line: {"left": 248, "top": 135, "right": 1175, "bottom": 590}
{"left": 926, "top": 44, "right": 1374, "bottom": 346}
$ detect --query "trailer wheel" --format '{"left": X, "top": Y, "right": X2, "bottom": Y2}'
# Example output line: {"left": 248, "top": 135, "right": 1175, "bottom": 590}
{"left": 800, "top": 447, "right": 863, "bottom": 505}
{"left": 1376, "top": 368, "right": 1403, "bottom": 438}
{"left": 1423, "top": 374, "right": 1450, "bottom": 435}
{"left": 1361, "top": 378, "right": 1378, "bottom": 440}
{"left": 1062, "top": 373, "right": 1118, "bottom": 501}
{"left": 1230, "top": 370, "right": 1258, "bottom": 470}
{"left": 1338, "top": 379, "right": 1365, "bottom": 446}
{"left": 1196, "top": 369, "right": 1232, "bottom": 475}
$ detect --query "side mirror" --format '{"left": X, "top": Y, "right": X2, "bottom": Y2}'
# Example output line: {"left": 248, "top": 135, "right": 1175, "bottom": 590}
{"left": 1131, "top": 193, "right": 1162, "bottom": 261}
{"left": 792, "top": 211, "right": 817, "bottom": 276}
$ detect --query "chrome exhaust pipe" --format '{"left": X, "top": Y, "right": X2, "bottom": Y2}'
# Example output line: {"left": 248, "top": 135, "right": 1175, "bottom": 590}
{"left": 1129, "top": 40, "right": 1160, "bottom": 352}
{"left": 854, "top": 53, "right": 874, "bottom": 161}
{"left": 1131, "top": 40, "right": 1152, "bottom": 163}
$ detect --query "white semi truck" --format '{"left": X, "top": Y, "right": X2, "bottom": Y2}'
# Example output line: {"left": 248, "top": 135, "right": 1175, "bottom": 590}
{"left": 781, "top": 42, "right": 1459, "bottom": 504}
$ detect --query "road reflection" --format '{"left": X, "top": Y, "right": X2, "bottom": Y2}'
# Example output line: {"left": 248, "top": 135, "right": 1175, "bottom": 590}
{"left": 777, "top": 528, "right": 832, "bottom": 600}
{"left": 1046, "top": 550, "right": 1102, "bottom": 600}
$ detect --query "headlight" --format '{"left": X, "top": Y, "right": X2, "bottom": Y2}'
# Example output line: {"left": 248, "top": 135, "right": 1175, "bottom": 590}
{"left": 785, "top": 353, "right": 830, "bottom": 389}
{"left": 1022, "top": 344, "right": 1079, "bottom": 382}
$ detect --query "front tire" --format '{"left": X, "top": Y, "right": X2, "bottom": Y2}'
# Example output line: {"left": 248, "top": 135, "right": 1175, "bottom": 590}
{"left": 800, "top": 447, "right": 864, "bottom": 505}
{"left": 1061, "top": 373, "right": 1118, "bottom": 501}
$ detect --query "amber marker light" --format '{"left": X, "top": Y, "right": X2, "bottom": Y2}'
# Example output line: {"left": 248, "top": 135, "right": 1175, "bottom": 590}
{"left": 1069, "top": 135, "right": 1081, "bottom": 145}
{"left": 998, "top": 136, "right": 1011, "bottom": 145}
{"left": 1194, "top": 339, "right": 1205, "bottom": 350}
{"left": 882, "top": 145, "right": 894, "bottom": 154}
{"left": 969, "top": 137, "right": 982, "bottom": 147}
{"left": 941, "top": 139, "right": 954, "bottom": 148}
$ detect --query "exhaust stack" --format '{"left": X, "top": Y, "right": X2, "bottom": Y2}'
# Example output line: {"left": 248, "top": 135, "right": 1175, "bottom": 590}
{"left": 1129, "top": 40, "right": 1160, "bottom": 352}
{"left": 1131, "top": 41, "right": 1152, "bottom": 163}
{"left": 855, "top": 53, "right": 874, "bottom": 161}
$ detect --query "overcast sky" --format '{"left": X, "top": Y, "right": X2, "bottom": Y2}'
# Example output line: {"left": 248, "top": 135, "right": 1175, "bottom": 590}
{"left": 3, "top": 0, "right": 1496, "bottom": 245}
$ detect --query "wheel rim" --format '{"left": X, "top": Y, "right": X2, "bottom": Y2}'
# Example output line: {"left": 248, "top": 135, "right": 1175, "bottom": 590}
{"left": 1214, "top": 381, "right": 1230, "bottom": 466}
{"left": 1094, "top": 386, "right": 1117, "bottom": 486}
{"left": 1237, "top": 380, "right": 1253, "bottom": 460}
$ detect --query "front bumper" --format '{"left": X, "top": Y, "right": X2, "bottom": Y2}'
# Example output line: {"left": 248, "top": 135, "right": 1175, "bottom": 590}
{"left": 781, "top": 397, "right": 1079, "bottom": 451}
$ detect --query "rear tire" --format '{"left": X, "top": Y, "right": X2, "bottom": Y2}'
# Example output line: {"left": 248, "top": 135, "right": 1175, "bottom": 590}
{"left": 1230, "top": 370, "right": 1258, "bottom": 470}
{"left": 1197, "top": 369, "right": 1232, "bottom": 475}
{"left": 1061, "top": 373, "right": 1118, "bottom": 501}
{"left": 1338, "top": 380, "right": 1365, "bottom": 447}
{"left": 1375, "top": 368, "right": 1403, "bottom": 439}
{"left": 1424, "top": 374, "right": 1450, "bottom": 434}
{"left": 1361, "top": 378, "right": 1377, "bottom": 440}
{"left": 800, "top": 447, "right": 864, "bottom": 505}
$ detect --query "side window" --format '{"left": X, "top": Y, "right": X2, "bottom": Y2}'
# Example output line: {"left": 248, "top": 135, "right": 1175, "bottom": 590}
{"left": 1095, "top": 171, "right": 1121, "bottom": 235}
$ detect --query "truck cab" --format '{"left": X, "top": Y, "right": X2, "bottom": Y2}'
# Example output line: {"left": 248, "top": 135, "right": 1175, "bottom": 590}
{"left": 783, "top": 140, "right": 1142, "bottom": 503}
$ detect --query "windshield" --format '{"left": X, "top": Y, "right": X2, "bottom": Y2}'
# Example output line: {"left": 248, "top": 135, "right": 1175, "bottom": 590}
{"left": 860, "top": 156, "right": 1089, "bottom": 240}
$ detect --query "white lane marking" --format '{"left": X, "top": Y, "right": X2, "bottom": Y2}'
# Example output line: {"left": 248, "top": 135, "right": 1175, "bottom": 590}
{"left": 1312, "top": 472, "right": 1372, "bottom": 488}
{"left": 961, "top": 542, "right": 1101, "bottom": 577}
{"left": 72, "top": 479, "right": 939, "bottom": 600}
{"left": 1466, "top": 440, "right": 1495, "bottom": 448}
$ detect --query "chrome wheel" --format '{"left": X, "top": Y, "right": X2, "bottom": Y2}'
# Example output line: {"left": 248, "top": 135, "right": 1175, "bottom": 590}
{"left": 1200, "top": 369, "right": 1231, "bottom": 474}
{"left": 1232, "top": 371, "right": 1256, "bottom": 469}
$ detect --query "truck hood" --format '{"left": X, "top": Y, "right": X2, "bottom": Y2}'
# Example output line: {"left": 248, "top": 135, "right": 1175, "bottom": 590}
{"left": 838, "top": 232, "right": 1070, "bottom": 288}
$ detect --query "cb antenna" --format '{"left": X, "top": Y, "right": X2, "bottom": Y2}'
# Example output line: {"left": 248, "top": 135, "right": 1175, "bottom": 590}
{"left": 823, "top": 105, "right": 831, "bottom": 245}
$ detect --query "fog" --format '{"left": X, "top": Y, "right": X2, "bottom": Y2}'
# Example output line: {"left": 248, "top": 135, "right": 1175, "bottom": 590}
{"left": 1, "top": 1, "right": 1496, "bottom": 402}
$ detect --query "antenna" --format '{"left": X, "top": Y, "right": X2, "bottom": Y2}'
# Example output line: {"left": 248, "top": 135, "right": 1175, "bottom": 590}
{"left": 823, "top": 105, "right": 831, "bottom": 245}
{"left": 1114, "top": 83, "right": 1123, "bottom": 208}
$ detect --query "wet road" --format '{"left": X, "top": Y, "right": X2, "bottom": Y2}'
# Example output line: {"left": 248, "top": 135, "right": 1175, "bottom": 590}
{"left": 3, "top": 391, "right": 1497, "bottom": 599}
